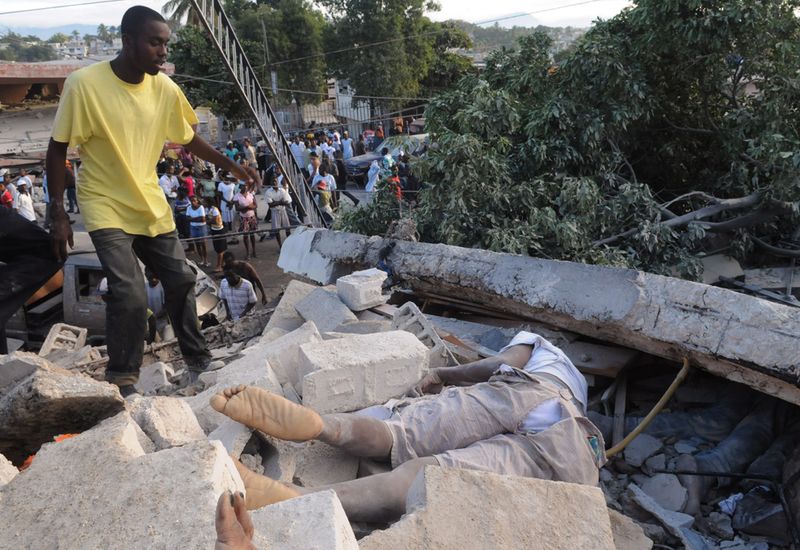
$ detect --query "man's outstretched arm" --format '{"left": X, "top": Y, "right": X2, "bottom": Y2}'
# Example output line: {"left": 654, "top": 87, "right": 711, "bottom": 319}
{"left": 184, "top": 134, "right": 261, "bottom": 188}
{"left": 45, "top": 138, "right": 73, "bottom": 262}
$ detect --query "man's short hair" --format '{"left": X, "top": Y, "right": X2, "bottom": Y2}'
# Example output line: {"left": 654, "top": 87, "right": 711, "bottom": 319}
{"left": 120, "top": 5, "right": 166, "bottom": 36}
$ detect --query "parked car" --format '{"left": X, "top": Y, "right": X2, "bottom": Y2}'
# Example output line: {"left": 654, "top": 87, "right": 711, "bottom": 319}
{"left": 345, "top": 134, "right": 429, "bottom": 184}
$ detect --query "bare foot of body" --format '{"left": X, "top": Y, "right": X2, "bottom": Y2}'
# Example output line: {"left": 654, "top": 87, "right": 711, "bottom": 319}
{"left": 215, "top": 490, "right": 258, "bottom": 550}
{"left": 210, "top": 385, "right": 323, "bottom": 442}
{"left": 234, "top": 458, "right": 300, "bottom": 510}
{"left": 677, "top": 454, "right": 711, "bottom": 516}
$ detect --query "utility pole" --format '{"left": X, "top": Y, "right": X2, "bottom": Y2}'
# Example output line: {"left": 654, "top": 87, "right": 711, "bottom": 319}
{"left": 260, "top": 17, "right": 278, "bottom": 97}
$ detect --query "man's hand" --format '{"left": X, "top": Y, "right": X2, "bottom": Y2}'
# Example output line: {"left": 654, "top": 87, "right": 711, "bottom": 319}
{"left": 231, "top": 164, "right": 261, "bottom": 189}
{"left": 215, "top": 491, "right": 257, "bottom": 550}
{"left": 410, "top": 369, "right": 444, "bottom": 397}
{"left": 49, "top": 206, "right": 74, "bottom": 262}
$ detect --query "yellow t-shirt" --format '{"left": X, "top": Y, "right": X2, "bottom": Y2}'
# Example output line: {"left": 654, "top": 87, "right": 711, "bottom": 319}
{"left": 51, "top": 61, "right": 198, "bottom": 236}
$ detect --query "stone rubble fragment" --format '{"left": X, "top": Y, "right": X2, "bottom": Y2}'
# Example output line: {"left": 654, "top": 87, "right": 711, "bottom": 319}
{"left": 0, "top": 453, "right": 18, "bottom": 487}
{"left": 0, "top": 359, "right": 124, "bottom": 463}
{"left": 38, "top": 323, "right": 87, "bottom": 357}
{"left": 263, "top": 280, "right": 317, "bottom": 333}
{"left": 639, "top": 473, "right": 688, "bottom": 513}
{"left": 392, "top": 301, "right": 453, "bottom": 368}
{"left": 335, "top": 268, "right": 387, "bottom": 311}
{"left": 0, "top": 412, "right": 244, "bottom": 549}
{"left": 260, "top": 320, "right": 322, "bottom": 387}
{"left": 207, "top": 417, "right": 254, "bottom": 457}
{"left": 294, "top": 287, "right": 358, "bottom": 333}
{"left": 624, "top": 434, "right": 663, "bottom": 468}
{"left": 299, "top": 331, "right": 429, "bottom": 413}
{"left": 628, "top": 483, "right": 714, "bottom": 549}
{"left": 334, "top": 320, "right": 392, "bottom": 334}
{"left": 359, "top": 466, "right": 615, "bottom": 549}
{"left": 259, "top": 435, "right": 359, "bottom": 487}
{"left": 134, "top": 361, "right": 175, "bottom": 394}
{"left": 643, "top": 453, "right": 666, "bottom": 473}
{"left": 262, "top": 327, "right": 290, "bottom": 343}
{"left": 608, "top": 509, "right": 653, "bottom": 550}
{"left": 250, "top": 490, "right": 358, "bottom": 550}
{"left": 129, "top": 396, "right": 206, "bottom": 450}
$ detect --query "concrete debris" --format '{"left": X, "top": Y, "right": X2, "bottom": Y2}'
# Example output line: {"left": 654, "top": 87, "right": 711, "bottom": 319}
{"left": 707, "top": 511, "right": 735, "bottom": 540}
{"left": 128, "top": 396, "right": 206, "bottom": 450}
{"left": 259, "top": 320, "right": 322, "bottom": 388}
{"left": 359, "top": 466, "right": 615, "bottom": 550}
{"left": 674, "top": 441, "right": 698, "bottom": 454}
{"left": 627, "top": 484, "right": 714, "bottom": 549}
{"left": 280, "top": 228, "right": 800, "bottom": 405}
{"left": 299, "top": 331, "right": 429, "bottom": 413}
{"left": 261, "top": 326, "right": 289, "bottom": 343}
{"left": 719, "top": 538, "right": 768, "bottom": 549}
{"left": 335, "top": 268, "right": 388, "bottom": 311}
{"left": 207, "top": 417, "right": 254, "bottom": 457}
{"left": 333, "top": 320, "right": 392, "bottom": 334}
{"left": 277, "top": 225, "right": 355, "bottom": 283}
{"left": 294, "top": 287, "right": 358, "bottom": 333}
{"left": 0, "top": 453, "right": 18, "bottom": 487}
{"left": 134, "top": 361, "right": 175, "bottom": 394}
{"left": 0, "top": 358, "right": 124, "bottom": 463}
{"left": 259, "top": 435, "right": 359, "bottom": 487}
{"left": 0, "top": 355, "right": 40, "bottom": 392}
{"left": 624, "top": 434, "right": 663, "bottom": 468}
{"left": 44, "top": 344, "right": 102, "bottom": 369}
{"left": 263, "top": 280, "right": 317, "bottom": 333}
{"left": 38, "top": 322, "right": 87, "bottom": 357}
{"left": 608, "top": 509, "right": 653, "bottom": 550}
{"left": 638, "top": 473, "right": 688, "bottom": 512}
{"left": 250, "top": 490, "right": 358, "bottom": 550}
{"left": 0, "top": 412, "right": 243, "bottom": 549}
{"left": 392, "top": 301, "right": 453, "bottom": 368}
{"left": 643, "top": 453, "right": 666, "bottom": 474}
{"left": 282, "top": 382, "right": 302, "bottom": 404}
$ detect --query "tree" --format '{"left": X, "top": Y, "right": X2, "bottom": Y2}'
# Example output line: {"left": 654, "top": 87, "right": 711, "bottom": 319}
{"left": 339, "top": 0, "right": 800, "bottom": 279}
{"left": 47, "top": 33, "right": 70, "bottom": 44}
{"left": 97, "top": 24, "right": 111, "bottom": 43}
{"left": 71, "top": 30, "right": 80, "bottom": 40}
{"left": 418, "top": 21, "right": 474, "bottom": 97}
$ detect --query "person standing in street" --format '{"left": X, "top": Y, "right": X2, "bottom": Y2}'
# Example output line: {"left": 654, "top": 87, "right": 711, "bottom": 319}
{"left": 15, "top": 180, "right": 36, "bottom": 223}
{"left": 46, "top": 5, "right": 259, "bottom": 395}
{"left": 234, "top": 180, "right": 258, "bottom": 259}
{"left": 63, "top": 163, "right": 80, "bottom": 214}
{"left": 264, "top": 175, "right": 292, "bottom": 249}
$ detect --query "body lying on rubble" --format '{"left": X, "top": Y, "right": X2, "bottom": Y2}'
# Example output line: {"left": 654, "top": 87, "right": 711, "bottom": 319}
{"left": 210, "top": 331, "right": 607, "bottom": 523}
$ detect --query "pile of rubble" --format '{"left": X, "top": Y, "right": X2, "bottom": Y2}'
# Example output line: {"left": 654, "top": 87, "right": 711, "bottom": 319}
{"left": 2, "top": 261, "right": 795, "bottom": 548}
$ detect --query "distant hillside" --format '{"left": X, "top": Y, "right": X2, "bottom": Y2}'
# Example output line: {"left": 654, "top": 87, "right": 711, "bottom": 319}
{"left": 451, "top": 20, "right": 586, "bottom": 53}
{"left": 1, "top": 24, "right": 99, "bottom": 41}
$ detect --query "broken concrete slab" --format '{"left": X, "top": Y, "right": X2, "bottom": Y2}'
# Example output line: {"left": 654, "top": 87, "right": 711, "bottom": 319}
{"left": 294, "top": 287, "right": 358, "bottom": 334}
{"left": 134, "top": 361, "right": 175, "bottom": 395}
{"left": 299, "top": 331, "right": 429, "bottom": 413}
{"left": 207, "top": 417, "right": 254, "bottom": 457}
{"left": 608, "top": 509, "right": 653, "bottom": 550}
{"left": 0, "top": 453, "right": 17, "bottom": 487}
{"left": 392, "top": 301, "right": 454, "bottom": 368}
{"left": 250, "top": 490, "right": 358, "bottom": 550}
{"left": 261, "top": 327, "right": 289, "bottom": 343}
{"left": 359, "top": 466, "right": 615, "bottom": 549}
{"left": 335, "top": 268, "right": 387, "bottom": 311}
{"left": 264, "top": 280, "right": 318, "bottom": 333}
{"left": 333, "top": 320, "right": 392, "bottom": 334}
{"left": 280, "top": 229, "right": 800, "bottom": 405}
{"left": 0, "top": 359, "right": 125, "bottom": 464}
{"left": 261, "top": 321, "right": 322, "bottom": 387}
{"left": 624, "top": 434, "right": 663, "bottom": 468}
{"left": 128, "top": 396, "right": 206, "bottom": 450}
{"left": 0, "top": 412, "right": 243, "bottom": 549}
{"left": 38, "top": 323, "right": 87, "bottom": 357}
{"left": 639, "top": 473, "right": 687, "bottom": 512}
{"left": 258, "top": 435, "right": 359, "bottom": 487}
{"left": 627, "top": 484, "right": 713, "bottom": 549}
{"left": 277, "top": 226, "right": 358, "bottom": 284}
{"left": 0, "top": 355, "right": 39, "bottom": 392}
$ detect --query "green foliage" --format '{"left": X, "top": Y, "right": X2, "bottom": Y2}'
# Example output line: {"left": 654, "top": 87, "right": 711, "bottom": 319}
{"left": 47, "top": 33, "right": 70, "bottom": 44}
{"left": 340, "top": 0, "right": 800, "bottom": 277}
{"left": 0, "top": 33, "right": 58, "bottom": 62}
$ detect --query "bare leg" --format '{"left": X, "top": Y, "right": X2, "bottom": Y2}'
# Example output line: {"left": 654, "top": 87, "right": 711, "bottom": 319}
{"left": 317, "top": 413, "right": 394, "bottom": 459}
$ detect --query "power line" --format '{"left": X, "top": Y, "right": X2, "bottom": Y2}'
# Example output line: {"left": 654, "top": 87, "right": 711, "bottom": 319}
{"left": 0, "top": 0, "right": 126, "bottom": 16}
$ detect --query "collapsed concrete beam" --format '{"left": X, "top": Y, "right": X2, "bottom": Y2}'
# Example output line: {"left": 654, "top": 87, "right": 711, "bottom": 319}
{"left": 279, "top": 228, "right": 800, "bottom": 405}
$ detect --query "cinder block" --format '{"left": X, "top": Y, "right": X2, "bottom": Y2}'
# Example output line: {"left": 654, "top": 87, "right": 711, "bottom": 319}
{"left": 392, "top": 302, "right": 454, "bottom": 368}
{"left": 335, "top": 268, "right": 387, "bottom": 311}
{"left": 261, "top": 327, "right": 289, "bottom": 343}
{"left": 0, "top": 412, "right": 244, "bottom": 549}
{"left": 129, "top": 396, "right": 206, "bottom": 450}
{"left": 295, "top": 288, "right": 358, "bottom": 333}
{"left": 134, "top": 361, "right": 175, "bottom": 395}
{"left": 261, "top": 321, "right": 322, "bottom": 387}
{"left": 250, "top": 490, "right": 358, "bottom": 550}
{"left": 264, "top": 280, "right": 317, "bottom": 333}
{"left": 38, "top": 323, "right": 87, "bottom": 356}
{"left": 359, "top": 466, "right": 615, "bottom": 550}
{"left": 299, "top": 331, "right": 428, "bottom": 414}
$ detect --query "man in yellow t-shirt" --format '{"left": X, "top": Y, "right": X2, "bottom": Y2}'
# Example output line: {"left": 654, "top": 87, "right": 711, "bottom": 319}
{"left": 46, "top": 5, "right": 259, "bottom": 396}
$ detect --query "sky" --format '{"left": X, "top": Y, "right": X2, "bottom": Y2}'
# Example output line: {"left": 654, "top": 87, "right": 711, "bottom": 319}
{"left": 1, "top": 0, "right": 632, "bottom": 31}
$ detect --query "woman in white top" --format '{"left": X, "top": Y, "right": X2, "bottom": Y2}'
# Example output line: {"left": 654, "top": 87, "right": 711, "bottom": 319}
{"left": 186, "top": 195, "right": 208, "bottom": 266}
{"left": 234, "top": 180, "right": 258, "bottom": 259}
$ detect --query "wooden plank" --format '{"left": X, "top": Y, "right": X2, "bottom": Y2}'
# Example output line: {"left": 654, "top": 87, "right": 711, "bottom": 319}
{"left": 612, "top": 372, "right": 628, "bottom": 446}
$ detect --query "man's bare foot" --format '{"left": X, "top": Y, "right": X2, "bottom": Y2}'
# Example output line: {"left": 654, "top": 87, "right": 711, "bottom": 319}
{"left": 677, "top": 454, "right": 711, "bottom": 516}
{"left": 215, "top": 490, "right": 258, "bottom": 550}
{"left": 234, "top": 458, "right": 300, "bottom": 510}
{"left": 210, "top": 385, "right": 324, "bottom": 442}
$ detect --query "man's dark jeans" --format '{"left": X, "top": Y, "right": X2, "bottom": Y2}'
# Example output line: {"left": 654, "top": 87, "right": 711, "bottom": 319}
{"left": 90, "top": 228, "right": 208, "bottom": 386}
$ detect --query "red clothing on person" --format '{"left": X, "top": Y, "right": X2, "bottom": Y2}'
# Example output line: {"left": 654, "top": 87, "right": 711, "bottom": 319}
{"left": 184, "top": 176, "right": 195, "bottom": 197}
{"left": 0, "top": 190, "right": 12, "bottom": 209}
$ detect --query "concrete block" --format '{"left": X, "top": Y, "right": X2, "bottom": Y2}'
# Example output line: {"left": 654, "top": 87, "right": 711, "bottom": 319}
{"left": 129, "top": 396, "right": 206, "bottom": 450}
{"left": 134, "top": 361, "right": 175, "bottom": 395}
{"left": 282, "top": 382, "right": 302, "bottom": 404}
{"left": 185, "top": 359, "right": 282, "bottom": 433}
{"left": 359, "top": 466, "right": 614, "bottom": 550}
{"left": 299, "top": 331, "right": 428, "bottom": 413}
{"left": 0, "top": 360, "right": 124, "bottom": 464}
{"left": 608, "top": 509, "right": 653, "bottom": 550}
{"left": 262, "top": 321, "right": 322, "bottom": 387}
{"left": 335, "top": 268, "right": 387, "bottom": 311}
{"left": 639, "top": 473, "right": 687, "bottom": 512}
{"left": 277, "top": 226, "right": 354, "bottom": 285}
{"left": 392, "top": 301, "right": 453, "bottom": 368}
{"left": 333, "top": 320, "right": 392, "bottom": 334}
{"left": 264, "top": 280, "right": 317, "bottom": 333}
{"left": 251, "top": 490, "right": 358, "bottom": 550}
{"left": 259, "top": 435, "right": 359, "bottom": 487}
{"left": 624, "top": 434, "right": 663, "bottom": 467}
{"left": 628, "top": 483, "right": 701, "bottom": 547}
{"left": 295, "top": 288, "right": 358, "bottom": 333}
{"left": 0, "top": 412, "right": 243, "bottom": 549}
{"left": 38, "top": 323, "right": 87, "bottom": 356}
{"left": 207, "top": 418, "right": 254, "bottom": 457}
{"left": 261, "top": 327, "right": 289, "bottom": 343}
{"left": 0, "top": 453, "right": 18, "bottom": 487}
{"left": 0, "top": 356, "right": 38, "bottom": 393}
